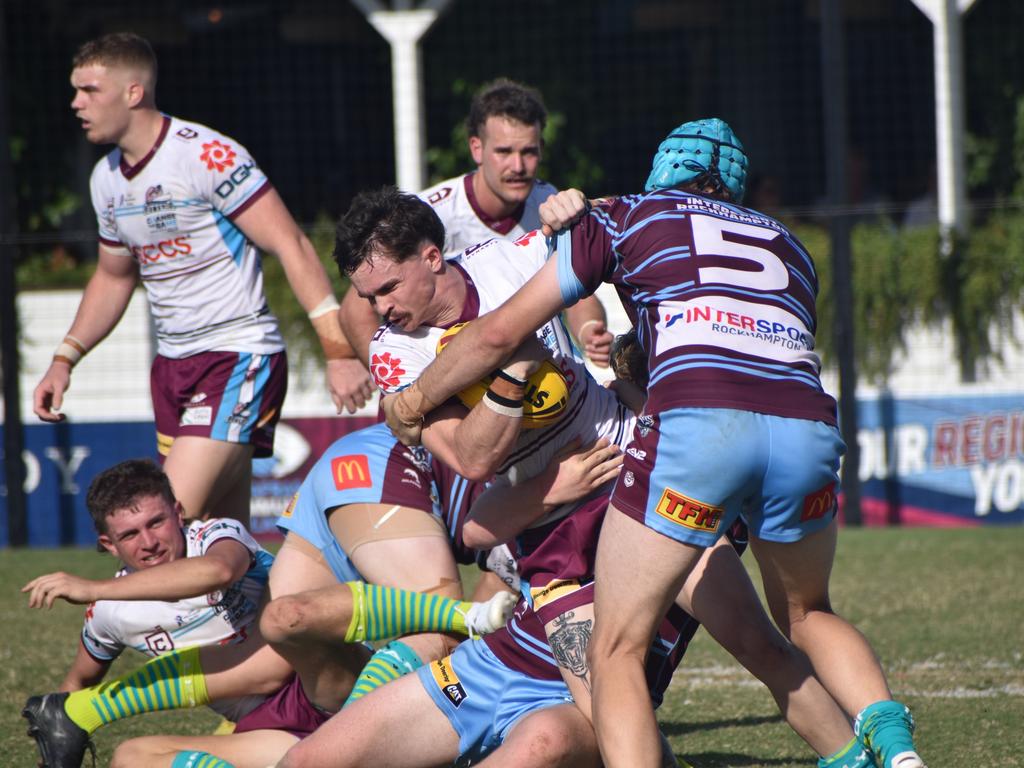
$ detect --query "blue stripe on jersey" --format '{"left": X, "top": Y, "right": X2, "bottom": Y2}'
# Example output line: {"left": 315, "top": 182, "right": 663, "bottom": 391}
{"left": 445, "top": 475, "right": 469, "bottom": 544}
{"left": 787, "top": 263, "right": 815, "bottom": 299}
{"left": 211, "top": 353, "right": 253, "bottom": 442}
{"left": 649, "top": 355, "right": 822, "bottom": 390}
{"left": 615, "top": 208, "right": 687, "bottom": 245}
{"left": 237, "top": 355, "right": 271, "bottom": 444}
{"left": 556, "top": 230, "right": 586, "bottom": 305}
{"left": 623, "top": 245, "right": 692, "bottom": 283}
{"left": 507, "top": 617, "right": 558, "bottom": 667}
{"left": 213, "top": 209, "right": 247, "bottom": 266}
{"left": 113, "top": 198, "right": 207, "bottom": 217}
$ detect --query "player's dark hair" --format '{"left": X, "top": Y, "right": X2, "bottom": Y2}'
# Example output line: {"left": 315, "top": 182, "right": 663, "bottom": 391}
{"left": 334, "top": 186, "right": 446, "bottom": 275}
{"left": 465, "top": 78, "right": 547, "bottom": 138}
{"left": 73, "top": 32, "right": 158, "bottom": 85}
{"left": 85, "top": 458, "right": 176, "bottom": 536}
{"left": 610, "top": 329, "right": 649, "bottom": 389}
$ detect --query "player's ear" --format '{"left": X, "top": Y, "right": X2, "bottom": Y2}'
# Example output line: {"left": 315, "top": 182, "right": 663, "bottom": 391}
{"left": 173, "top": 501, "right": 185, "bottom": 526}
{"left": 125, "top": 78, "right": 146, "bottom": 109}
{"left": 423, "top": 242, "right": 445, "bottom": 272}
{"left": 469, "top": 135, "right": 483, "bottom": 165}
{"left": 97, "top": 533, "right": 118, "bottom": 557}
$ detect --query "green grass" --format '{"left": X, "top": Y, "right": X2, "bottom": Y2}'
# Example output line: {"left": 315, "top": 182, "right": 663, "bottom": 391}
{"left": 1, "top": 527, "right": 1022, "bottom": 767}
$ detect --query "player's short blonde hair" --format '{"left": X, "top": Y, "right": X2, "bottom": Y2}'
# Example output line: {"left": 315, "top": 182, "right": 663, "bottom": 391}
{"left": 73, "top": 32, "right": 158, "bottom": 87}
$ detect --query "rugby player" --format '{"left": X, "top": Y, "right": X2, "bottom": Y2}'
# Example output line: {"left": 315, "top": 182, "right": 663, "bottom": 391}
{"left": 381, "top": 118, "right": 927, "bottom": 768}
{"left": 32, "top": 32, "right": 373, "bottom": 526}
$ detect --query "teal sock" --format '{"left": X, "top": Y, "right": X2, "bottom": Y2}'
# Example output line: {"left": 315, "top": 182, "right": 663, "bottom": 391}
{"left": 819, "top": 737, "right": 877, "bottom": 768}
{"left": 170, "top": 751, "right": 236, "bottom": 768}
{"left": 855, "top": 700, "right": 918, "bottom": 768}
{"left": 343, "top": 640, "right": 423, "bottom": 707}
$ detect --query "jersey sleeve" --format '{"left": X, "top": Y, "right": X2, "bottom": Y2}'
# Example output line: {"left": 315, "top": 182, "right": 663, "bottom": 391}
{"left": 187, "top": 130, "right": 270, "bottom": 219}
{"left": 368, "top": 325, "right": 437, "bottom": 394}
{"left": 80, "top": 601, "right": 125, "bottom": 662}
{"left": 554, "top": 199, "right": 623, "bottom": 304}
{"left": 187, "top": 518, "right": 260, "bottom": 560}
{"left": 89, "top": 159, "right": 130, "bottom": 256}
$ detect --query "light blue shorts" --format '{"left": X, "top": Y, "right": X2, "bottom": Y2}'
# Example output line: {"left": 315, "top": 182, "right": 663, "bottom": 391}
{"left": 613, "top": 408, "right": 845, "bottom": 546}
{"left": 417, "top": 640, "right": 574, "bottom": 762}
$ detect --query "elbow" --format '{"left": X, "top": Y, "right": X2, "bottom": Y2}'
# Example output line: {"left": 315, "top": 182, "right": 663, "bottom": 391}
{"left": 462, "top": 520, "right": 499, "bottom": 550}
{"left": 456, "top": 460, "right": 496, "bottom": 484}
{"left": 208, "top": 560, "right": 241, "bottom": 591}
{"left": 478, "top": 317, "right": 522, "bottom": 359}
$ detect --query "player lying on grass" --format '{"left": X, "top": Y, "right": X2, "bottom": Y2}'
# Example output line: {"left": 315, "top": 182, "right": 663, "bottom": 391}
{"left": 102, "top": 424, "right": 619, "bottom": 768}
{"left": 21, "top": 456, "right": 514, "bottom": 768}
{"left": 382, "top": 117, "right": 927, "bottom": 768}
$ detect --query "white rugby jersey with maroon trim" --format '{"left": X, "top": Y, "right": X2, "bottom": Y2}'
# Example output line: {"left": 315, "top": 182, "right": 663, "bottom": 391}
{"left": 419, "top": 172, "right": 557, "bottom": 256}
{"left": 369, "top": 234, "right": 632, "bottom": 524}
{"left": 89, "top": 115, "right": 284, "bottom": 358}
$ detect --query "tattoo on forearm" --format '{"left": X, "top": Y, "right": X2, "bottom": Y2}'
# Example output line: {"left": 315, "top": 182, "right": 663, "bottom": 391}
{"left": 549, "top": 611, "right": 593, "bottom": 692}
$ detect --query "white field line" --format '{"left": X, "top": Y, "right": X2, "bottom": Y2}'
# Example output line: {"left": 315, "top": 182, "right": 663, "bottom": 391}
{"left": 669, "top": 661, "right": 1024, "bottom": 699}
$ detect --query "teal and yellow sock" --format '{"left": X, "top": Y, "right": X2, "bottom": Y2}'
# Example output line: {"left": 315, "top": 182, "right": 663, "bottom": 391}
{"left": 819, "top": 737, "right": 877, "bottom": 768}
{"left": 855, "top": 700, "right": 918, "bottom": 768}
{"left": 343, "top": 581, "right": 473, "bottom": 642}
{"left": 343, "top": 639, "right": 423, "bottom": 707}
{"left": 64, "top": 646, "right": 209, "bottom": 734}
{"left": 171, "top": 751, "right": 235, "bottom": 768}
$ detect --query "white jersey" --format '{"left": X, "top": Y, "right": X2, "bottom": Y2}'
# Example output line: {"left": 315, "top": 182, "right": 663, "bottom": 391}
{"left": 369, "top": 233, "right": 633, "bottom": 525}
{"left": 419, "top": 173, "right": 558, "bottom": 256}
{"left": 90, "top": 115, "right": 285, "bottom": 358}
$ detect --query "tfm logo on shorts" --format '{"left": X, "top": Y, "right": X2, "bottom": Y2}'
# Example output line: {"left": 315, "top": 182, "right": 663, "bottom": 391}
{"left": 801, "top": 481, "right": 837, "bottom": 522}
{"left": 430, "top": 656, "right": 468, "bottom": 708}
{"left": 655, "top": 488, "right": 723, "bottom": 533}
{"left": 331, "top": 454, "right": 372, "bottom": 491}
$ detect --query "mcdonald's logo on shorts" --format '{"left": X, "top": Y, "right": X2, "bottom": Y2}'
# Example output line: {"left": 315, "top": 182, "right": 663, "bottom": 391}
{"left": 800, "top": 481, "right": 837, "bottom": 522}
{"left": 430, "top": 655, "right": 467, "bottom": 708}
{"left": 655, "top": 488, "right": 723, "bottom": 533}
{"left": 331, "top": 454, "right": 372, "bottom": 490}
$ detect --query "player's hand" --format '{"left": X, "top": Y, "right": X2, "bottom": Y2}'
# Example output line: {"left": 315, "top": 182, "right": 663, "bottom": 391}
{"left": 326, "top": 357, "right": 375, "bottom": 414}
{"left": 381, "top": 391, "right": 424, "bottom": 447}
{"left": 540, "top": 189, "right": 589, "bottom": 236}
{"left": 544, "top": 437, "right": 624, "bottom": 507}
{"left": 578, "top": 320, "right": 613, "bottom": 368}
{"left": 22, "top": 572, "right": 98, "bottom": 608}
{"left": 33, "top": 362, "right": 72, "bottom": 422}
{"left": 500, "top": 335, "right": 551, "bottom": 382}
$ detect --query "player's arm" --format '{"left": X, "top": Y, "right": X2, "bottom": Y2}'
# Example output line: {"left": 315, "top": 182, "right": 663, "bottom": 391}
{"left": 232, "top": 188, "right": 374, "bottom": 414}
{"left": 338, "top": 286, "right": 383, "bottom": 367}
{"left": 385, "top": 256, "right": 569, "bottom": 444}
{"left": 33, "top": 245, "right": 139, "bottom": 422}
{"left": 462, "top": 438, "right": 623, "bottom": 548}
{"left": 23, "top": 538, "right": 252, "bottom": 607}
{"left": 565, "top": 297, "right": 612, "bottom": 368}
{"left": 59, "top": 641, "right": 112, "bottom": 692}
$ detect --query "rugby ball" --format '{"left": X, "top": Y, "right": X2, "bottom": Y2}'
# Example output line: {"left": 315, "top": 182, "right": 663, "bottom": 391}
{"left": 436, "top": 323, "right": 569, "bottom": 428}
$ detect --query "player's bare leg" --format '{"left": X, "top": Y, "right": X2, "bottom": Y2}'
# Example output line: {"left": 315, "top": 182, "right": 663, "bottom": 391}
{"left": 198, "top": 635, "right": 294, "bottom": 700}
{"left": 276, "top": 672, "right": 460, "bottom": 768}
{"left": 477, "top": 703, "right": 600, "bottom": 768}
{"left": 680, "top": 535, "right": 855, "bottom": 758}
{"left": 589, "top": 505, "right": 701, "bottom": 768}
{"left": 112, "top": 730, "right": 299, "bottom": 768}
{"left": 751, "top": 520, "right": 891, "bottom": 715}
{"left": 163, "top": 436, "right": 253, "bottom": 524}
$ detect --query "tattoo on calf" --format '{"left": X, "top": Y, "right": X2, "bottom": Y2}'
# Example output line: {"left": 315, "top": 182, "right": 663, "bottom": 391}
{"left": 549, "top": 611, "right": 593, "bottom": 692}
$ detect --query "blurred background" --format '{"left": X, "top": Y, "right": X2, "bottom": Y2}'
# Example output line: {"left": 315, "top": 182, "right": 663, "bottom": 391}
{"left": 2, "top": 0, "right": 1023, "bottom": 545}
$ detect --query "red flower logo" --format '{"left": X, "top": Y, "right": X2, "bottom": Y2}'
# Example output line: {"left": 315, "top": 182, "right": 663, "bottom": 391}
{"left": 370, "top": 352, "right": 405, "bottom": 391}
{"left": 200, "top": 140, "right": 236, "bottom": 172}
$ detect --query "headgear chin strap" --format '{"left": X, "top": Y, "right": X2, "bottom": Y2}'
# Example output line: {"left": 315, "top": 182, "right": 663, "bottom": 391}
{"left": 645, "top": 118, "right": 748, "bottom": 203}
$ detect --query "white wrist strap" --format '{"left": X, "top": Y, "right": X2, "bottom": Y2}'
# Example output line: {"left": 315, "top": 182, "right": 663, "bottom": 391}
{"left": 308, "top": 295, "right": 341, "bottom": 320}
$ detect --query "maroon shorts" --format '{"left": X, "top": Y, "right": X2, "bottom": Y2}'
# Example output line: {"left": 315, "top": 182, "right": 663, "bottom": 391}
{"left": 151, "top": 351, "right": 287, "bottom": 458}
{"left": 233, "top": 673, "right": 331, "bottom": 738}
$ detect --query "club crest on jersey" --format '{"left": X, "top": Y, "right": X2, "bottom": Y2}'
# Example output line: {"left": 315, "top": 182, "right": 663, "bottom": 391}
{"left": 200, "top": 140, "right": 236, "bottom": 172}
{"left": 801, "top": 481, "right": 837, "bottom": 522}
{"left": 430, "top": 656, "right": 467, "bottom": 708}
{"left": 426, "top": 186, "right": 452, "bottom": 205}
{"left": 655, "top": 488, "right": 723, "bottom": 533}
{"left": 370, "top": 352, "right": 405, "bottom": 391}
{"left": 331, "top": 454, "right": 372, "bottom": 490}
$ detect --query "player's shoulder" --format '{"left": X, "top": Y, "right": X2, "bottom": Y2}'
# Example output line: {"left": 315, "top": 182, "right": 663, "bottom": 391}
{"left": 163, "top": 116, "right": 251, "bottom": 170}
{"left": 419, "top": 174, "right": 466, "bottom": 211}
{"left": 528, "top": 179, "right": 558, "bottom": 201}
{"left": 185, "top": 517, "right": 255, "bottom": 551}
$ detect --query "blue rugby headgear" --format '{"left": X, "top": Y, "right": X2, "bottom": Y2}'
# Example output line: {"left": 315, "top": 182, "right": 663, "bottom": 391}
{"left": 645, "top": 118, "right": 748, "bottom": 203}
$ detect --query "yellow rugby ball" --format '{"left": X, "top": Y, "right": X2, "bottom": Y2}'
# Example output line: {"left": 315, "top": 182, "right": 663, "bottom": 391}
{"left": 436, "top": 323, "right": 570, "bottom": 429}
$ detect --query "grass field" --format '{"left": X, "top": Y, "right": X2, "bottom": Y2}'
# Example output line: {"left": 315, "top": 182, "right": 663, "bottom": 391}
{"left": 1, "top": 527, "right": 1021, "bottom": 767}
